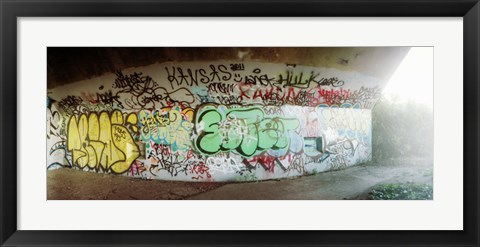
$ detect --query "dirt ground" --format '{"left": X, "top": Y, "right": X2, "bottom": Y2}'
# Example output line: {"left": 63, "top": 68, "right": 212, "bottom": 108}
{"left": 47, "top": 169, "right": 226, "bottom": 200}
{"left": 47, "top": 157, "right": 433, "bottom": 200}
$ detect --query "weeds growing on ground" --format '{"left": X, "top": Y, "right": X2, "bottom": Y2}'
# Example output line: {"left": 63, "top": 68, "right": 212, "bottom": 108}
{"left": 367, "top": 183, "right": 433, "bottom": 200}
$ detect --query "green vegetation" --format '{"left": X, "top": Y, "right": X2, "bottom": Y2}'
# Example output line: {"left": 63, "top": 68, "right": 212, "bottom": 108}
{"left": 366, "top": 96, "right": 434, "bottom": 200}
{"left": 368, "top": 183, "right": 433, "bottom": 200}
{"left": 371, "top": 95, "right": 433, "bottom": 162}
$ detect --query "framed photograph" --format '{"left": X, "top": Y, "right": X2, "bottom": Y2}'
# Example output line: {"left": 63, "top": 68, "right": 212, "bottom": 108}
{"left": 1, "top": 0, "right": 479, "bottom": 246}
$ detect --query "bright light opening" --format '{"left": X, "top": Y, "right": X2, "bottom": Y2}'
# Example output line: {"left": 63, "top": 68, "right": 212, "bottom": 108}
{"left": 382, "top": 47, "right": 434, "bottom": 109}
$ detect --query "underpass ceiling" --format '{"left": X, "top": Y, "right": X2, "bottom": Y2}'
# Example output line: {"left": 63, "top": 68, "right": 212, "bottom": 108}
{"left": 47, "top": 47, "right": 410, "bottom": 90}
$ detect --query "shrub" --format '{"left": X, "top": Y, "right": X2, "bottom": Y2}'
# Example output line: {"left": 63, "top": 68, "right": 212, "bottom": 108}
{"left": 371, "top": 96, "right": 433, "bottom": 162}
{"left": 367, "top": 183, "right": 433, "bottom": 200}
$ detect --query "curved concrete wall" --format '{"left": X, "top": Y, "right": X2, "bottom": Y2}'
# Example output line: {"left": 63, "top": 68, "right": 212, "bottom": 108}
{"left": 48, "top": 60, "right": 386, "bottom": 181}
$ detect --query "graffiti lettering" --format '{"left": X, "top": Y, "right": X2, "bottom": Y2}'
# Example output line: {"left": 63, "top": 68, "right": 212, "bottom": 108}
{"left": 316, "top": 77, "right": 345, "bottom": 87}
{"left": 47, "top": 108, "right": 62, "bottom": 139}
{"left": 165, "top": 65, "right": 232, "bottom": 88}
{"left": 194, "top": 105, "right": 300, "bottom": 157}
{"left": 318, "top": 87, "right": 351, "bottom": 105}
{"left": 147, "top": 143, "right": 197, "bottom": 177}
{"left": 58, "top": 95, "right": 83, "bottom": 112}
{"left": 247, "top": 154, "right": 286, "bottom": 173}
{"left": 349, "top": 86, "right": 381, "bottom": 103}
{"left": 216, "top": 95, "right": 242, "bottom": 105}
{"left": 138, "top": 107, "right": 193, "bottom": 152}
{"left": 206, "top": 156, "right": 243, "bottom": 174}
{"left": 82, "top": 90, "right": 121, "bottom": 107}
{"left": 233, "top": 68, "right": 276, "bottom": 86}
{"left": 276, "top": 70, "right": 320, "bottom": 89}
{"left": 67, "top": 110, "right": 140, "bottom": 173}
{"left": 207, "top": 82, "right": 237, "bottom": 95}
{"left": 113, "top": 71, "right": 152, "bottom": 90}
{"left": 189, "top": 162, "right": 212, "bottom": 179}
{"left": 230, "top": 63, "right": 245, "bottom": 71}
{"left": 114, "top": 70, "right": 195, "bottom": 110}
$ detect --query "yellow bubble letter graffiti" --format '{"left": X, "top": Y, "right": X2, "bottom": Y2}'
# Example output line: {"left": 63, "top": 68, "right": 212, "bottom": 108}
{"left": 67, "top": 111, "right": 140, "bottom": 174}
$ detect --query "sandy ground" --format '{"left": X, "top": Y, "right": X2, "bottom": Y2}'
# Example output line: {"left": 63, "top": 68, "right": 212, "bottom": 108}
{"left": 47, "top": 157, "right": 433, "bottom": 200}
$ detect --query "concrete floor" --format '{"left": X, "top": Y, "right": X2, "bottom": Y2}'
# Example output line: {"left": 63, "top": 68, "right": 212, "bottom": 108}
{"left": 189, "top": 158, "right": 433, "bottom": 200}
{"left": 48, "top": 157, "right": 433, "bottom": 200}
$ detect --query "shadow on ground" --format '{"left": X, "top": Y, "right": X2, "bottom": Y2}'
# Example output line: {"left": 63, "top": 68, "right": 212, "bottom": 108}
{"left": 47, "top": 157, "right": 433, "bottom": 200}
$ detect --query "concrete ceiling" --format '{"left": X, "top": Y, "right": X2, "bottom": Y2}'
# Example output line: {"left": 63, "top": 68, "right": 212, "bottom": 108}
{"left": 47, "top": 47, "right": 410, "bottom": 89}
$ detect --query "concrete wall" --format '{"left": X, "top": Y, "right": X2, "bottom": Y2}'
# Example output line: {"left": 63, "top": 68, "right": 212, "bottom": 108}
{"left": 47, "top": 59, "right": 386, "bottom": 182}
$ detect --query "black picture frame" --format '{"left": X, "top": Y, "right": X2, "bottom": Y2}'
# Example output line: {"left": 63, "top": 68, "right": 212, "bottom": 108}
{"left": 1, "top": 0, "right": 479, "bottom": 246}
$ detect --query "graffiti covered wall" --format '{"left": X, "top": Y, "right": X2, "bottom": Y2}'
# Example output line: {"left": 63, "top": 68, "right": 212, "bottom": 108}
{"left": 47, "top": 61, "right": 380, "bottom": 181}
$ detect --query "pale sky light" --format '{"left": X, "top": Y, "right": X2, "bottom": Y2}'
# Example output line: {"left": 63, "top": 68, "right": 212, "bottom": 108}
{"left": 382, "top": 47, "right": 434, "bottom": 109}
